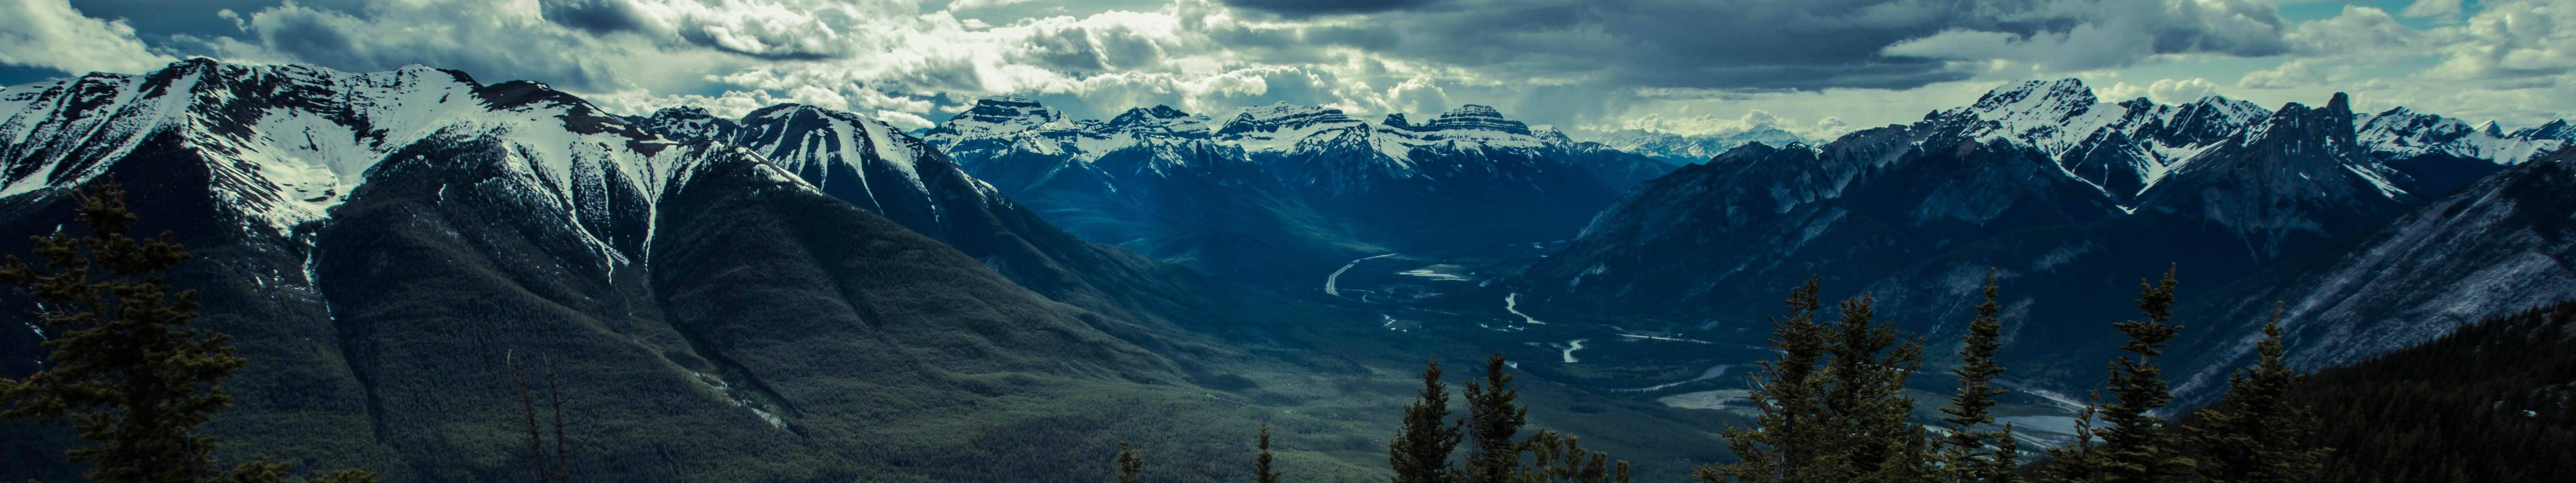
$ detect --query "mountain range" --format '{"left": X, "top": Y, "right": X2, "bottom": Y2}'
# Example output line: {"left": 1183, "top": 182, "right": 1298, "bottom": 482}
{"left": 0, "top": 58, "right": 1447, "bottom": 482}
{"left": 1580, "top": 127, "right": 1810, "bottom": 167}
{"left": 1508, "top": 78, "right": 2575, "bottom": 393}
{"left": 919, "top": 97, "right": 1676, "bottom": 283}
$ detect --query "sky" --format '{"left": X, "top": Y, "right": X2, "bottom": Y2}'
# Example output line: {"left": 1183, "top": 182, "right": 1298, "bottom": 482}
{"left": 1, "top": 0, "right": 2569, "bottom": 140}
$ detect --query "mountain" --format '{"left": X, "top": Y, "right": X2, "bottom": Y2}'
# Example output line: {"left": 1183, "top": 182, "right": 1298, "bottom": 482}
{"left": 2168, "top": 147, "right": 2576, "bottom": 400}
{"left": 1509, "top": 78, "right": 2574, "bottom": 388}
{"left": 0, "top": 59, "right": 1403, "bottom": 482}
{"left": 923, "top": 98, "right": 1674, "bottom": 284}
{"left": 1581, "top": 127, "right": 1809, "bottom": 166}
{"left": 627, "top": 102, "right": 1224, "bottom": 332}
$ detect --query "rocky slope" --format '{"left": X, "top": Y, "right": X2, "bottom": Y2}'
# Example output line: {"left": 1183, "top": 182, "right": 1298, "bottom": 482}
{"left": 1511, "top": 78, "right": 2574, "bottom": 388}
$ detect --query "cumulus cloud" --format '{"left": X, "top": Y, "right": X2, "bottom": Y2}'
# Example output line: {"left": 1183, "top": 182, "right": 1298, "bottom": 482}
{"left": 1222, "top": 0, "right": 1448, "bottom": 17}
{"left": 2237, "top": 59, "right": 2325, "bottom": 89}
{"left": 2286, "top": 6, "right": 2420, "bottom": 57}
{"left": 2421, "top": 0, "right": 2576, "bottom": 85}
{"left": 2099, "top": 77, "right": 2221, "bottom": 104}
{"left": 2399, "top": 0, "right": 2464, "bottom": 20}
{"left": 0, "top": 0, "right": 173, "bottom": 76}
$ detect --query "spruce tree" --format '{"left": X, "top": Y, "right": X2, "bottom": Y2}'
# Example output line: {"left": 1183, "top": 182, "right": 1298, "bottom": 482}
{"left": 1940, "top": 270, "right": 2020, "bottom": 483}
{"left": 2095, "top": 267, "right": 2191, "bottom": 483}
{"left": 1115, "top": 440, "right": 1144, "bottom": 483}
{"left": 1516, "top": 430, "right": 1631, "bottom": 483}
{"left": 0, "top": 178, "right": 375, "bottom": 483}
{"left": 1463, "top": 352, "right": 1529, "bottom": 483}
{"left": 1820, "top": 295, "right": 1931, "bottom": 483}
{"left": 2039, "top": 393, "right": 2109, "bottom": 483}
{"left": 1391, "top": 356, "right": 1463, "bottom": 483}
{"left": 2188, "top": 303, "right": 2327, "bottom": 483}
{"left": 1698, "top": 277, "right": 1833, "bottom": 483}
{"left": 1257, "top": 424, "right": 1281, "bottom": 483}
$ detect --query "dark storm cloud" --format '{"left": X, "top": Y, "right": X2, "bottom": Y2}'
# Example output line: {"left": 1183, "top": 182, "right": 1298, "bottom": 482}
{"left": 1221, "top": 0, "right": 1452, "bottom": 17}
{"left": 538, "top": 0, "right": 654, "bottom": 35}
{"left": 1275, "top": 0, "right": 2290, "bottom": 91}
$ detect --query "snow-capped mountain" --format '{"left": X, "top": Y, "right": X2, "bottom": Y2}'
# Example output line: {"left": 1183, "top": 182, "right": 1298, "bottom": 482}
{"left": 1509, "top": 77, "right": 2575, "bottom": 390}
{"left": 625, "top": 101, "right": 1219, "bottom": 326}
{"left": 923, "top": 98, "right": 1673, "bottom": 283}
{"left": 0, "top": 59, "right": 1298, "bottom": 480}
{"left": 1581, "top": 127, "right": 1809, "bottom": 166}
{"left": 0, "top": 58, "right": 714, "bottom": 249}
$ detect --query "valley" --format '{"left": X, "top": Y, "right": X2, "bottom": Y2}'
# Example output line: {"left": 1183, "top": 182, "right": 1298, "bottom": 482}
{"left": 1294, "top": 243, "right": 2093, "bottom": 455}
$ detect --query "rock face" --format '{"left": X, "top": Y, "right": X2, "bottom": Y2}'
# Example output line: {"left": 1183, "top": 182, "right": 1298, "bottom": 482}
{"left": 922, "top": 99, "right": 1674, "bottom": 284}
{"left": 2169, "top": 148, "right": 2576, "bottom": 402}
{"left": 0, "top": 59, "right": 1329, "bottom": 482}
{"left": 1509, "top": 77, "right": 2576, "bottom": 390}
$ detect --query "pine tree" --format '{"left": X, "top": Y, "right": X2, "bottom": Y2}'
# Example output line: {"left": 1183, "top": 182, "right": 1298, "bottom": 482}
{"left": 1392, "top": 356, "right": 1463, "bottom": 483}
{"left": 1115, "top": 440, "right": 1144, "bottom": 483}
{"left": 2039, "top": 393, "right": 2109, "bottom": 483}
{"left": 1463, "top": 352, "right": 1530, "bottom": 483}
{"left": 1514, "top": 430, "right": 1631, "bottom": 483}
{"left": 0, "top": 178, "right": 376, "bottom": 483}
{"left": 1257, "top": 424, "right": 1281, "bottom": 483}
{"left": 1940, "top": 270, "right": 2020, "bottom": 483}
{"left": 2094, "top": 267, "right": 2191, "bottom": 483}
{"left": 2188, "top": 303, "right": 2327, "bottom": 483}
{"left": 1698, "top": 277, "right": 1834, "bottom": 483}
{"left": 1820, "top": 295, "right": 1931, "bottom": 483}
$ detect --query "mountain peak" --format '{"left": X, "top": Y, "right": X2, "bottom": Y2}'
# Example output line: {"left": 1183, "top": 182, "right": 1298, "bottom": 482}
{"left": 1421, "top": 104, "right": 1532, "bottom": 135}
{"left": 1970, "top": 78, "right": 2097, "bottom": 113}
{"left": 928, "top": 95, "right": 1067, "bottom": 141}
{"left": 1102, "top": 105, "right": 1206, "bottom": 134}
{"left": 1214, "top": 102, "right": 1358, "bottom": 135}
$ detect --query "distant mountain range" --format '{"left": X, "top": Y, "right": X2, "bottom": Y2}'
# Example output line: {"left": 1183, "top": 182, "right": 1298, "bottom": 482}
{"left": 917, "top": 97, "right": 1675, "bottom": 283}
{"left": 1508, "top": 78, "right": 2575, "bottom": 393}
{"left": 1579, "top": 127, "right": 1811, "bottom": 167}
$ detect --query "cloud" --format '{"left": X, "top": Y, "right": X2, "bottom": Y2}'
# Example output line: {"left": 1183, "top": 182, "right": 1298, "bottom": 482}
{"left": 2399, "top": 0, "right": 2464, "bottom": 20}
{"left": 1220, "top": 0, "right": 1448, "bottom": 17}
{"left": 2286, "top": 6, "right": 2419, "bottom": 57}
{"left": 1881, "top": 0, "right": 2288, "bottom": 72}
{"left": 20, "top": 0, "right": 2564, "bottom": 143}
{"left": 2237, "top": 59, "right": 2324, "bottom": 89}
{"left": 2100, "top": 77, "right": 2220, "bottom": 104}
{"left": 2421, "top": 0, "right": 2576, "bottom": 85}
{"left": 539, "top": 0, "right": 654, "bottom": 35}
{"left": 947, "top": 0, "right": 1039, "bottom": 11}
{"left": 0, "top": 0, "right": 174, "bottom": 76}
